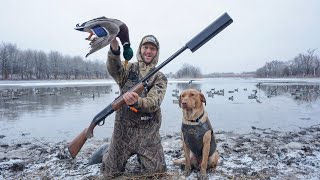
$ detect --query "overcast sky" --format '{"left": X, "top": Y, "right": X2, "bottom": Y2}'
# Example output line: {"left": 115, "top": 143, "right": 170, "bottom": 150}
{"left": 1, "top": 0, "right": 320, "bottom": 74}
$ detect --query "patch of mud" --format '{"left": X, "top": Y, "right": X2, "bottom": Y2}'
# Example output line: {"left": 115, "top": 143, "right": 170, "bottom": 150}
{"left": 1, "top": 125, "right": 320, "bottom": 179}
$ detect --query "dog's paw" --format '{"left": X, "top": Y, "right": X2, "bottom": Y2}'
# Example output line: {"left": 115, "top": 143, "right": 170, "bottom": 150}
{"left": 207, "top": 167, "right": 216, "bottom": 173}
{"left": 184, "top": 169, "right": 191, "bottom": 177}
{"left": 198, "top": 173, "right": 208, "bottom": 180}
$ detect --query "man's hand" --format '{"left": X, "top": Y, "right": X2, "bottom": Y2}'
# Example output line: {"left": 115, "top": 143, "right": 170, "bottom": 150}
{"left": 123, "top": 92, "right": 139, "bottom": 106}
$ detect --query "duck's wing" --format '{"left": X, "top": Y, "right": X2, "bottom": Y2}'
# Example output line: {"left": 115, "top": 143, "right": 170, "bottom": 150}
{"left": 75, "top": 17, "right": 121, "bottom": 57}
{"left": 86, "top": 33, "right": 117, "bottom": 57}
{"left": 75, "top": 16, "right": 123, "bottom": 33}
{"left": 85, "top": 21, "right": 120, "bottom": 57}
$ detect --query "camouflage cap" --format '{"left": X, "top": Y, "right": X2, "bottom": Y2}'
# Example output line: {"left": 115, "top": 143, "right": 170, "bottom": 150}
{"left": 140, "top": 35, "right": 159, "bottom": 49}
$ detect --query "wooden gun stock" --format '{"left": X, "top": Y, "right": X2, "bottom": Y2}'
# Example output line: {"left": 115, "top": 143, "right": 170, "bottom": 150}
{"left": 68, "top": 122, "right": 97, "bottom": 158}
{"left": 68, "top": 83, "right": 145, "bottom": 158}
{"left": 68, "top": 128, "right": 88, "bottom": 159}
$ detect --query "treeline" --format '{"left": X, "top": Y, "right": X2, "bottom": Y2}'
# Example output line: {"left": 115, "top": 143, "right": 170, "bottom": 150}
{"left": 205, "top": 72, "right": 255, "bottom": 78}
{"left": 172, "top": 63, "right": 202, "bottom": 78}
{"left": 256, "top": 49, "right": 320, "bottom": 78}
{"left": 0, "top": 42, "right": 109, "bottom": 80}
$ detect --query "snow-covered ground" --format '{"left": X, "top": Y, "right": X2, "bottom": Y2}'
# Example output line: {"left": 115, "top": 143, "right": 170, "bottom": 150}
{"left": 1, "top": 124, "right": 319, "bottom": 180}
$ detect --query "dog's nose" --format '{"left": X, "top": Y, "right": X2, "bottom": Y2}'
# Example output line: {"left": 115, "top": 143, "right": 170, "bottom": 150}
{"left": 181, "top": 102, "right": 187, "bottom": 107}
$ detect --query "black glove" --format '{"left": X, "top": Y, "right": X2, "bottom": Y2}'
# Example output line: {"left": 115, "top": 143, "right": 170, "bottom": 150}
{"left": 123, "top": 44, "right": 133, "bottom": 60}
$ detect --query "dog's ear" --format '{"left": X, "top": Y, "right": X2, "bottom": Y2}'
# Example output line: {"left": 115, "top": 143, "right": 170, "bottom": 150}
{"left": 179, "top": 94, "right": 182, "bottom": 108}
{"left": 200, "top": 92, "right": 206, "bottom": 106}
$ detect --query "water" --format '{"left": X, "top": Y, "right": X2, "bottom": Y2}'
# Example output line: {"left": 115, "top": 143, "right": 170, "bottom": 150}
{"left": 0, "top": 78, "right": 319, "bottom": 144}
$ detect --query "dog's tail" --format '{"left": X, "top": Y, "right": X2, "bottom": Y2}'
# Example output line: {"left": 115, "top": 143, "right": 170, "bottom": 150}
{"left": 173, "top": 158, "right": 186, "bottom": 165}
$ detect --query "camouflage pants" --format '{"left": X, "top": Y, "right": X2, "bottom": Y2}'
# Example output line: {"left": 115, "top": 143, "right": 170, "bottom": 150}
{"left": 101, "top": 122, "right": 167, "bottom": 178}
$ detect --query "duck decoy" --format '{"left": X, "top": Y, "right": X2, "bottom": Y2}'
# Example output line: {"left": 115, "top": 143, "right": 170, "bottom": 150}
{"left": 172, "top": 100, "right": 180, "bottom": 104}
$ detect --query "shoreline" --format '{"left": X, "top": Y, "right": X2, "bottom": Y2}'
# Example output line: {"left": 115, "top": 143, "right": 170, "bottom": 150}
{"left": 1, "top": 124, "right": 320, "bottom": 179}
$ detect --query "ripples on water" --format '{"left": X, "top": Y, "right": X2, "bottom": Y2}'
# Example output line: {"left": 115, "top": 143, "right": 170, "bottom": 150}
{"left": 0, "top": 78, "right": 319, "bottom": 143}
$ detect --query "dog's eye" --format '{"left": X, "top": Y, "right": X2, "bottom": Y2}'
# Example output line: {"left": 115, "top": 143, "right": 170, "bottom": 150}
{"left": 191, "top": 93, "right": 195, "bottom": 96}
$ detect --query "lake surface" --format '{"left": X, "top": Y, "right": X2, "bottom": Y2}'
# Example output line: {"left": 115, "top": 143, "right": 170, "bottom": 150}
{"left": 1, "top": 78, "right": 320, "bottom": 144}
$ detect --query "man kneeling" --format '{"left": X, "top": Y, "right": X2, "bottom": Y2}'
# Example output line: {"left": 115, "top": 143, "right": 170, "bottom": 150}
{"left": 101, "top": 35, "right": 168, "bottom": 178}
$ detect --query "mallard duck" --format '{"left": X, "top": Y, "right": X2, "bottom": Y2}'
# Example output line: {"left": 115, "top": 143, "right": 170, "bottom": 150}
{"left": 75, "top": 17, "right": 133, "bottom": 59}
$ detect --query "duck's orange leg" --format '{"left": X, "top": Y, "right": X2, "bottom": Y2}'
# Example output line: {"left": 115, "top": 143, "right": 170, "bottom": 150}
{"left": 85, "top": 31, "right": 94, "bottom": 41}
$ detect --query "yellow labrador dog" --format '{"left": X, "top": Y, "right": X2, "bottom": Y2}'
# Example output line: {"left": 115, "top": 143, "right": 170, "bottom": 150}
{"left": 174, "top": 89, "right": 219, "bottom": 179}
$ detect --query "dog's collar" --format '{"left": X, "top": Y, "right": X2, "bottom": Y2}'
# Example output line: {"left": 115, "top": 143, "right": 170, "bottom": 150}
{"left": 189, "top": 111, "right": 205, "bottom": 123}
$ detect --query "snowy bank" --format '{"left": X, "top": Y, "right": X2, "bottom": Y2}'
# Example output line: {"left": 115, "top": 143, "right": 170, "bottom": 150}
{"left": 1, "top": 124, "right": 320, "bottom": 180}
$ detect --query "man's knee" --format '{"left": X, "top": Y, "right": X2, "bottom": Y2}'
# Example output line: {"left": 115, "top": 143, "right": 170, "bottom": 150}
{"left": 101, "top": 151, "right": 126, "bottom": 177}
{"left": 139, "top": 153, "right": 167, "bottom": 173}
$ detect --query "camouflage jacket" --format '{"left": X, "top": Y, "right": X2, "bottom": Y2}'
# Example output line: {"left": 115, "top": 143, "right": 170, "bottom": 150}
{"left": 106, "top": 42, "right": 167, "bottom": 129}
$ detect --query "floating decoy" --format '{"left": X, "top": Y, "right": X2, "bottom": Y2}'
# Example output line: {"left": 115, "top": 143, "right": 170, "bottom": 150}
{"left": 172, "top": 93, "right": 179, "bottom": 97}
{"left": 217, "top": 90, "right": 224, "bottom": 96}
{"left": 269, "top": 86, "right": 278, "bottom": 95}
{"left": 256, "top": 82, "right": 263, "bottom": 89}
{"left": 228, "top": 96, "right": 234, "bottom": 101}
{"left": 12, "top": 96, "right": 19, "bottom": 100}
{"left": 172, "top": 100, "right": 180, "bottom": 104}
{"left": 248, "top": 94, "right": 257, "bottom": 99}
{"left": 172, "top": 89, "right": 179, "bottom": 93}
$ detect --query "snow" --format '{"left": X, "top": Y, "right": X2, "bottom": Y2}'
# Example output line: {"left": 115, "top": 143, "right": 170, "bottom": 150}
{"left": 1, "top": 125, "right": 320, "bottom": 179}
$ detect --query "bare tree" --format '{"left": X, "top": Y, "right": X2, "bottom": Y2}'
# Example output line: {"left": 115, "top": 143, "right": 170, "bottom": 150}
{"left": 313, "top": 56, "right": 320, "bottom": 76}
{"left": 48, "top": 51, "right": 64, "bottom": 79}
{"left": 302, "top": 49, "right": 316, "bottom": 76}
{"left": 33, "top": 50, "right": 48, "bottom": 79}
{"left": 71, "top": 56, "right": 84, "bottom": 79}
{"left": 175, "top": 63, "right": 202, "bottom": 78}
{"left": 0, "top": 41, "right": 110, "bottom": 80}
{"left": 256, "top": 49, "right": 320, "bottom": 78}
{"left": 0, "top": 42, "right": 18, "bottom": 79}
{"left": 310, "top": 49, "right": 320, "bottom": 76}
{"left": 256, "top": 60, "right": 287, "bottom": 78}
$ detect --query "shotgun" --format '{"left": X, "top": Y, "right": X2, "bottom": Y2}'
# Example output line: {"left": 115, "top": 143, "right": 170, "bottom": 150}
{"left": 68, "top": 12, "right": 233, "bottom": 159}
